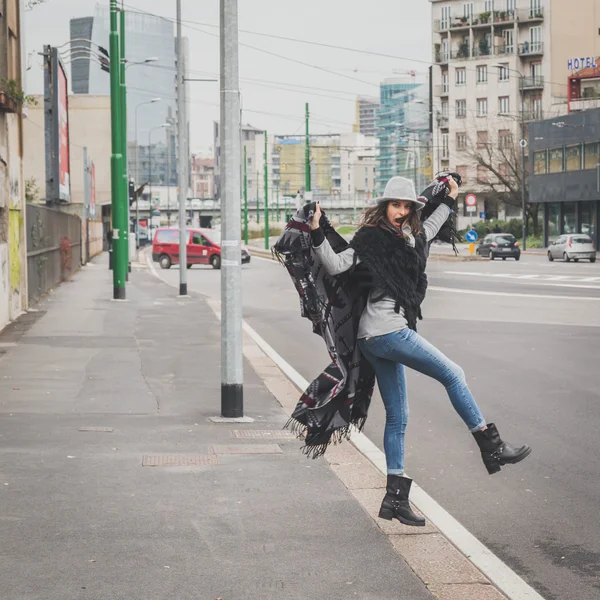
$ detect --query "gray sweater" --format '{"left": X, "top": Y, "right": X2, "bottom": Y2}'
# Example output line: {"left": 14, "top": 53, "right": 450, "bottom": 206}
{"left": 314, "top": 204, "right": 451, "bottom": 338}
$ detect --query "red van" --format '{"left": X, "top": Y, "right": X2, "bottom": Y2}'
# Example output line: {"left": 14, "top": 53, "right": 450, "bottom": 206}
{"left": 152, "top": 228, "right": 251, "bottom": 270}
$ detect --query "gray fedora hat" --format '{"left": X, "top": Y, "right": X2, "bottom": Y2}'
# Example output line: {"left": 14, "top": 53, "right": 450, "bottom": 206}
{"left": 374, "top": 176, "right": 426, "bottom": 210}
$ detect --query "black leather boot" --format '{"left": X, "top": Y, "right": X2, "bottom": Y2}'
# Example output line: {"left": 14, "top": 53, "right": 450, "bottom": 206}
{"left": 472, "top": 423, "right": 532, "bottom": 475}
{"left": 378, "top": 475, "right": 425, "bottom": 527}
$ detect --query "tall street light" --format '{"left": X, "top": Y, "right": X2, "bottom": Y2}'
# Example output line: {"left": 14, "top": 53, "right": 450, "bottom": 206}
{"left": 134, "top": 98, "right": 161, "bottom": 247}
{"left": 148, "top": 123, "right": 169, "bottom": 232}
{"left": 493, "top": 63, "right": 527, "bottom": 251}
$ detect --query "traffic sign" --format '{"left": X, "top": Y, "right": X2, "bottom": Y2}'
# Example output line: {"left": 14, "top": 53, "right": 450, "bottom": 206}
{"left": 465, "top": 193, "right": 477, "bottom": 207}
{"left": 465, "top": 230, "right": 479, "bottom": 242}
{"left": 480, "top": 212, "right": 487, "bottom": 219}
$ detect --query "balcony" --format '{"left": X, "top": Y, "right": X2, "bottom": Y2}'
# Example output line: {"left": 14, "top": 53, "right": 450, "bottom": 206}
{"left": 493, "top": 9, "right": 516, "bottom": 25}
{"left": 520, "top": 76, "right": 544, "bottom": 90}
{"left": 437, "top": 115, "right": 449, "bottom": 129}
{"left": 434, "top": 84, "right": 449, "bottom": 97}
{"left": 494, "top": 44, "right": 515, "bottom": 56}
{"left": 434, "top": 49, "right": 449, "bottom": 65}
{"left": 472, "top": 43, "right": 492, "bottom": 58}
{"left": 523, "top": 109, "right": 544, "bottom": 122}
{"left": 450, "top": 45, "right": 471, "bottom": 61}
{"left": 518, "top": 42, "right": 544, "bottom": 57}
{"left": 517, "top": 7, "right": 544, "bottom": 22}
{"left": 433, "top": 19, "right": 451, "bottom": 32}
{"left": 570, "top": 97, "right": 600, "bottom": 112}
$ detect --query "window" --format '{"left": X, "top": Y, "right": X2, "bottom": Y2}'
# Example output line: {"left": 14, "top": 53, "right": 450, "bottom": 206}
{"left": 563, "top": 202, "right": 577, "bottom": 234}
{"left": 581, "top": 202, "right": 597, "bottom": 238}
{"left": 456, "top": 132, "right": 467, "bottom": 150}
{"left": 192, "top": 232, "right": 208, "bottom": 245}
{"left": 530, "top": 26, "right": 542, "bottom": 52}
{"left": 477, "top": 98, "right": 488, "bottom": 116}
{"left": 498, "top": 63, "right": 510, "bottom": 81}
{"left": 463, "top": 2, "right": 474, "bottom": 18}
{"left": 485, "top": 0, "right": 494, "bottom": 10}
{"left": 441, "top": 5, "right": 452, "bottom": 29}
{"left": 507, "top": 0, "right": 516, "bottom": 9}
{"left": 441, "top": 38, "right": 449, "bottom": 61}
{"left": 442, "top": 72, "right": 449, "bottom": 94}
{"left": 477, "top": 165, "right": 489, "bottom": 183}
{"left": 476, "top": 65, "right": 488, "bottom": 83}
{"left": 534, "top": 150, "right": 547, "bottom": 174}
{"left": 156, "top": 230, "right": 181, "bottom": 244}
{"left": 499, "top": 129, "right": 513, "bottom": 149}
{"left": 503, "top": 30, "right": 514, "bottom": 54}
{"left": 456, "top": 165, "right": 468, "bottom": 182}
{"left": 498, "top": 96, "right": 510, "bottom": 114}
{"left": 584, "top": 142, "right": 600, "bottom": 169}
{"left": 456, "top": 99, "right": 467, "bottom": 118}
{"left": 441, "top": 133, "right": 449, "bottom": 158}
{"left": 499, "top": 162, "right": 509, "bottom": 179}
{"left": 441, "top": 101, "right": 449, "bottom": 117}
{"left": 565, "top": 144, "right": 582, "bottom": 171}
{"left": 548, "top": 147, "right": 563, "bottom": 173}
{"left": 477, "top": 131, "right": 488, "bottom": 148}
{"left": 456, "top": 68, "right": 466, "bottom": 85}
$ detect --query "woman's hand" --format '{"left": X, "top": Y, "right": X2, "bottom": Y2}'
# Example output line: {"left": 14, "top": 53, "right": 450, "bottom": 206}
{"left": 310, "top": 202, "right": 322, "bottom": 231}
{"left": 447, "top": 175, "right": 459, "bottom": 200}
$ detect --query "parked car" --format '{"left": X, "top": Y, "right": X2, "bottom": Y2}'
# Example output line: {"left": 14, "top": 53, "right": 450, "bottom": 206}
{"left": 476, "top": 233, "right": 521, "bottom": 261}
{"left": 152, "top": 228, "right": 251, "bottom": 270}
{"left": 548, "top": 234, "right": 596, "bottom": 262}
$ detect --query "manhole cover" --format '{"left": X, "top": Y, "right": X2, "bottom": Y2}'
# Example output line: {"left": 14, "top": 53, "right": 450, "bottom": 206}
{"left": 79, "top": 427, "right": 114, "bottom": 433}
{"left": 210, "top": 444, "right": 282, "bottom": 455}
{"left": 231, "top": 430, "right": 296, "bottom": 440}
{"left": 142, "top": 455, "right": 218, "bottom": 467}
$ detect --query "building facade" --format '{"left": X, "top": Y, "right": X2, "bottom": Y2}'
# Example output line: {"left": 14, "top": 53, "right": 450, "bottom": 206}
{"left": 191, "top": 156, "right": 215, "bottom": 199}
{"left": 0, "top": 0, "right": 27, "bottom": 332}
{"left": 430, "top": 0, "right": 600, "bottom": 226}
{"left": 529, "top": 108, "right": 600, "bottom": 248}
{"left": 354, "top": 96, "right": 380, "bottom": 138}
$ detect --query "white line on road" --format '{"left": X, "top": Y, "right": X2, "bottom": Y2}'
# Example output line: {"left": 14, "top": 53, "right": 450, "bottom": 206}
{"left": 442, "top": 271, "right": 600, "bottom": 291}
{"left": 146, "top": 248, "right": 546, "bottom": 600}
{"left": 430, "top": 286, "right": 600, "bottom": 300}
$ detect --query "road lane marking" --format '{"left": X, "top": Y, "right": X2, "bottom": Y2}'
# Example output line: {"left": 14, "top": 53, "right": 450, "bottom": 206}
{"left": 147, "top": 248, "right": 546, "bottom": 600}
{"left": 430, "top": 286, "right": 600, "bottom": 300}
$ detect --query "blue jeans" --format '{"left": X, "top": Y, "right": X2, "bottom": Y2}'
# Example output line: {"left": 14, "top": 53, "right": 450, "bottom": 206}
{"left": 358, "top": 328, "right": 486, "bottom": 475}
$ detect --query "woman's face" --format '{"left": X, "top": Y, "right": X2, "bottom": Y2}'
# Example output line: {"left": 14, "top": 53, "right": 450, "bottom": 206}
{"left": 386, "top": 200, "right": 413, "bottom": 228}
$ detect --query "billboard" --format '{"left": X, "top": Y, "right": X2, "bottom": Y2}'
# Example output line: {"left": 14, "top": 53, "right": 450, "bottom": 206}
{"left": 53, "top": 48, "right": 71, "bottom": 202}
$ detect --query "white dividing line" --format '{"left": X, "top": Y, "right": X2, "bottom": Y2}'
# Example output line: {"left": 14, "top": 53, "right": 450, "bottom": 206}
{"left": 146, "top": 250, "right": 546, "bottom": 599}
{"left": 243, "top": 319, "right": 546, "bottom": 600}
{"left": 430, "top": 285, "right": 600, "bottom": 300}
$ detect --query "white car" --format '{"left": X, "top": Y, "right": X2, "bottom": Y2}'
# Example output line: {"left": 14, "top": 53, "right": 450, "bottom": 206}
{"left": 548, "top": 234, "right": 596, "bottom": 263}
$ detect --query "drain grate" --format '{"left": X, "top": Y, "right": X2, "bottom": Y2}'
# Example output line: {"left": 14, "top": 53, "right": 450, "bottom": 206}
{"left": 210, "top": 444, "right": 282, "bottom": 455}
{"left": 231, "top": 430, "right": 297, "bottom": 440}
{"left": 79, "top": 427, "right": 114, "bottom": 433}
{"left": 142, "top": 455, "right": 218, "bottom": 467}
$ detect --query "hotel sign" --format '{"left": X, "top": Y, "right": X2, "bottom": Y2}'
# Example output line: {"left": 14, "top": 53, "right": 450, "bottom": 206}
{"left": 568, "top": 56, "right": 598, "bottom": 71}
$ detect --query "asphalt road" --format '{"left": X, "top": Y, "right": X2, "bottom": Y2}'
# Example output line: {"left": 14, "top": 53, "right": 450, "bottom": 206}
{"left": 153, "top": 250, "right": 600, "bottom": 600}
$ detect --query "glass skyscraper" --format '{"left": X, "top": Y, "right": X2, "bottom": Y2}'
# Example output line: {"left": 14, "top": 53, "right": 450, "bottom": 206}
{"left": 70, "top": 7, "right": 181, "bottom": 187}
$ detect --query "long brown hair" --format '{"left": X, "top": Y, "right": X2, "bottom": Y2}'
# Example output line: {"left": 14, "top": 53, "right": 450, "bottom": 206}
{"left": 359, "top": 200, "right": 422, "bottom": 237}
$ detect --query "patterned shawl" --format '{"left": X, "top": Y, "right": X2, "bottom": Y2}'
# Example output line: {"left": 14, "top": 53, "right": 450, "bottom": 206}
{"left": 273, "top": 204, "right": 376, "bottom": 458}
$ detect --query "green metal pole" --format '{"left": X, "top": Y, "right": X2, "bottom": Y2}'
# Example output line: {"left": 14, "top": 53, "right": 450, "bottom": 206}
{"left": 305, "top": 103, "right": 311, "bottom": 197}
{"left": 243, "top": 145, "right": 248, "bottom": 245}
{"left": 276, "top": 183, "right": 280, "bottom": 222}
{"left": 119, "top": 5, "right": 130, "bottom": 276}
{"left": 264, "top": 132, "right": 269, "bottom": 250}
{"left": 109, "top": 0, "right": 126, "bottom": 299}
{"left": 256, "top": 169, "right": 259, "bottom": 224}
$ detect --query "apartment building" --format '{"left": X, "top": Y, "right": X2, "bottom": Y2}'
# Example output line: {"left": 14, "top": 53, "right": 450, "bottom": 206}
{"left": 431, "top": 0, "right": 600, "bottom": 226}
{"left": 354, "top": 96, "right": 380, "bottom": 138}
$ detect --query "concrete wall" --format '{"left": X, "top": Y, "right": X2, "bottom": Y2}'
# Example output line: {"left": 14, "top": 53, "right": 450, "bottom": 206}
{"left": 23, "top": 94, "right": 111, "bottom": 208}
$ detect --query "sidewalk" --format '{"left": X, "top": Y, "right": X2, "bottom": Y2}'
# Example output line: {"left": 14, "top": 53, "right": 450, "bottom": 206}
{"left": 0, "top": 255, "right": 440, "bottom": 600}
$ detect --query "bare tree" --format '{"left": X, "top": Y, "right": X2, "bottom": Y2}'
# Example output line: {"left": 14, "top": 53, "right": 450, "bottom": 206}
{"left": 464, "top": 122, "right": 539, "bottom": 236}
{"left": 25, "top": 0, "right": 51, "bottom": 10}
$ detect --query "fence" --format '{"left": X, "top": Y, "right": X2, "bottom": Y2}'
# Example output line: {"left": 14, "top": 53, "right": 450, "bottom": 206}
{"left": 26, "top": 205, "right": 83, "bottom": 304}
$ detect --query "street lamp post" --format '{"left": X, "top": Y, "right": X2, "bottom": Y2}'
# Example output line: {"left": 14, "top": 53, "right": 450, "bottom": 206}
{"left": 148, "top": 124, "right": 169, "bottom": 231}
{"left": 493, "top": 64, "right": 527, "bottom": 250}
{"left": 134, "top": 98, "right": 161, "bottom": 247}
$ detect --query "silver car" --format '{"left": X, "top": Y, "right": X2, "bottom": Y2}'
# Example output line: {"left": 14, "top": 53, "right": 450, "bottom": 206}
{"left": 548, "top": 234, "right": 596, "bottom": 263}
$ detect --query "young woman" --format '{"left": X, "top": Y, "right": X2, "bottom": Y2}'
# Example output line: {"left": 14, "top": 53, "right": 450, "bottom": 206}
{"left": 309, "top": 176, "right": 531, "bottom": 527}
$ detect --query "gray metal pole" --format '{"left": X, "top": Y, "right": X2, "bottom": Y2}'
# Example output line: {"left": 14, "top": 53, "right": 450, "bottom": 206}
{"left": 220, "top": 0, "right": 243, "bottom": 417}
{"left": 83, "top": 146, "right": 90, "bottom": 264}
{"left": 176, "top": 0, "right": 188, "bottom": 296}
{"left": 520, "top": 78, "right": 527, "bottom": 251}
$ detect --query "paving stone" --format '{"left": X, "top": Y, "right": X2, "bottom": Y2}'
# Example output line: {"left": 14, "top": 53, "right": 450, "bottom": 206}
{"left": 427, "top": 583, "right": 508, "bottom": 600}
{"left": 390, "top": 534, "right": 487, "bottom": 585}
{"left": 329, "top": 460, "right": 386, "bottom": 490}
{"left": 351, "top": 487, "right": 437, "bottom": 535}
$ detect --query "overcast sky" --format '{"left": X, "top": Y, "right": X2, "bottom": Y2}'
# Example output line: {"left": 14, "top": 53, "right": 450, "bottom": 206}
{"left": 24, "top": 0, "right": 432, "bottom": 154}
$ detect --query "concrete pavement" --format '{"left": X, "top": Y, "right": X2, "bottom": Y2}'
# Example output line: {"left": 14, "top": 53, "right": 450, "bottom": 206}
{"left": 1, "top": 254, "right": 510, "bottom": 600}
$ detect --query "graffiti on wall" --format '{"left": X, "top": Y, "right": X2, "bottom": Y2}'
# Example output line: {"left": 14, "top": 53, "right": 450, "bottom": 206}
{"left": 0, "top": 244, "right": 9, "bottom": 330}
